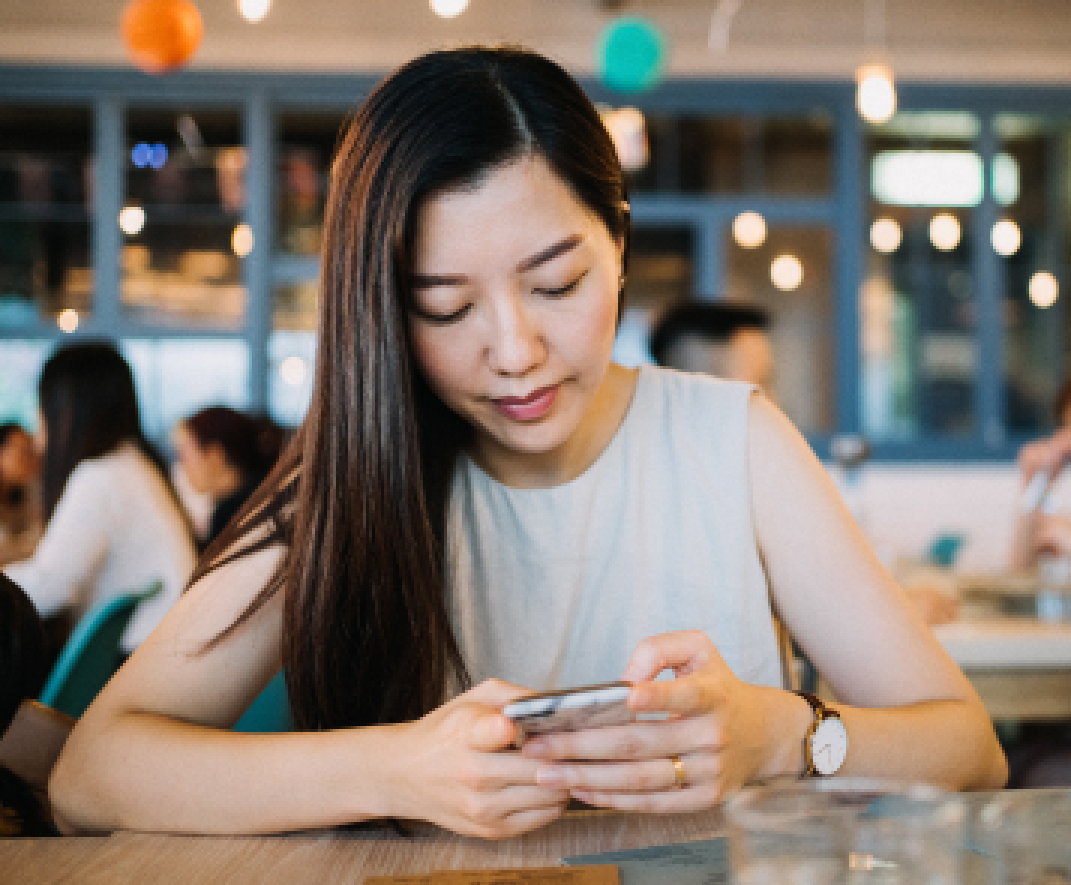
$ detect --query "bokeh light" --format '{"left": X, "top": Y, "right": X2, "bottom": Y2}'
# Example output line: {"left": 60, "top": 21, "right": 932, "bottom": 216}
{"left": 1029, "top": 271, "right": 1059, "bottom": 309}
{"left": 119, "top": 205, "right": 146, "bottom": 235}
{"left": 856, "top": 63, "right": 897, "bottom": 125}
{"left": 870, "top": 217, "right": 902, "bottom": 254}
{"left": 57, "top": 309, "right": 79, "bottom": 333}
{"left": 238, "top": 0, "right": 270, "bottom": 22}
{"left": 430, "top": 0, "right": 468, "bottom": 18}
{"left": 733, "top": 211, "right": 767, "bottom": 249}
{"left": 991, "top": 219, "right": 1022, "bottom": 257}
{"left": 231, "top": 222, "right": 254, "bottom": 257}
{"left": 929, "top": 213, "right": 961, "bottom": 252}
{"left": 597, "top": 16, "right": 667, "bottom": 93}
{"left": 280, "top": 355, "right": 307, "bottom": 387}
{"left": 770, "top": 254, "right": 804, "bottom": 291}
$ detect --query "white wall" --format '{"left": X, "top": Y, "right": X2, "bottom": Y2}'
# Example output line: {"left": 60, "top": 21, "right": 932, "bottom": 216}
{"left": 835, "top": 463, "right": 1028, "bottom": 574}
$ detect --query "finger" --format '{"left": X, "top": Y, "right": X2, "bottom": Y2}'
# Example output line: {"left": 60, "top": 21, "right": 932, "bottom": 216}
{"left": 535, "top": 756, "right": 694, "bottom": 793}
{"left": 470, "top": 709, "right": 522, "bottom": 753}
{"left": 620, "top": 631, "right": 719, "bottom": 684}
{"left": 569, "top": 784, "right": 722, "bottom": 815}
{"left": 522, "top": 717, "right": 696, "bottom": 762}
{"left": 467, "top": 677, "right": 534, "bottom": 707}
{"left": 489, "top": 803, "right": 568, "bottom": 839}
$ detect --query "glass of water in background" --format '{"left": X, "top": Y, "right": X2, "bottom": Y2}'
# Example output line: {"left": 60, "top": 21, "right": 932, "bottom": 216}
{"left": 979, "top": 790, "right": 1071, "bottom": 885}
{"left": 725, "top": 778, "right": 966, "bottom": 884}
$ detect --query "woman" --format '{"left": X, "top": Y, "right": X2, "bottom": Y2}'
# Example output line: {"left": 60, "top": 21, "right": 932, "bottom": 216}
{"left": 50, "top": 47, "right": 1005, "bottom": 839}
{"left": 3, "top": 341, "right": 197, "bottom": 654}
{"left": 174, "top": 406, "right": 283, "bottom": 550}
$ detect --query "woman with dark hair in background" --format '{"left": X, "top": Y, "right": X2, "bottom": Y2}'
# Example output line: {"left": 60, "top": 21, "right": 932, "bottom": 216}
{"left": 52, "top": 47, "right": 1004, "bottom": 839}
{"left": 2, "top": 341, "right": 196, "bottom": 654}
{"left": 174, "top": 406, "right": 284, "bottom": 551}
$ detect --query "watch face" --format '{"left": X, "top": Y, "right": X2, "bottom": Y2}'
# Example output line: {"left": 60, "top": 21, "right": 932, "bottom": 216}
{"left": 810, "top": 718, "right": 849, "bottom": 776}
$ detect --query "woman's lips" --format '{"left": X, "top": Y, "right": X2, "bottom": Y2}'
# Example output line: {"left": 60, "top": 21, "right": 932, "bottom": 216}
{"left": 493, "top": 385, "right": 558, "bottom": 421}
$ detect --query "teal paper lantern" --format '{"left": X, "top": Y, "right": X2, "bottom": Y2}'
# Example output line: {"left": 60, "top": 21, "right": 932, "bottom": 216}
{"left": 597, "top": 16, "right": 667, "bottom": 93}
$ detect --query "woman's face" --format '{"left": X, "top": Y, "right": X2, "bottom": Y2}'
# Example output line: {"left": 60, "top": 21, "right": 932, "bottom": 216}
{"left": 407, "top": 154, "right": 623, "bottom": 483}
{"left": 174, "top": 424, "right": 214, "bottom": 496}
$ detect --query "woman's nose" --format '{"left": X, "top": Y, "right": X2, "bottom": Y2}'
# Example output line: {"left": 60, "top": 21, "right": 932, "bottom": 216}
{"left": 487, "top": 294, "right": 546, "bottom": 377}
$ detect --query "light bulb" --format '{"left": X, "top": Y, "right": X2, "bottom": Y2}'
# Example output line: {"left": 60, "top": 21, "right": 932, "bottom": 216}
{"left": 430, "top": 0, "right": 468, "bottom": 18}
{"left": 856, "top": 63, "right": 896, "bottom": 125}
{"left": 991, "top": 219, "right": 1021, "bottom": 257}
{"left": 929, "top": 213, "right": 961, "bottom": 252}
{"left": 1030, "top": 272, "right": 1059, "bottom": 309}
{"left": 770, "top": 254, "right": 803, "bottom": 291}
{"left": 733, "top": 211, "right": 767, "bottom": 249}
{"left": 870, "top": 217, "right": 902, "bottom": 253}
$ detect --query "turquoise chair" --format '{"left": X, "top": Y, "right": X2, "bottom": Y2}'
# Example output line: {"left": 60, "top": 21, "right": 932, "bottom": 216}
{"left": 233, "top": 670, "right": 292, "bottom": 732}
{"left": 38, "top": 581, "right": 163, "bottom": 719}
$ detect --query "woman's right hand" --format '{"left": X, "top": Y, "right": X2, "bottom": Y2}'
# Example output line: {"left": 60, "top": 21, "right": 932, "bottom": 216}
{"left": 388, "top": 678, "right": 570, "bottom": 839}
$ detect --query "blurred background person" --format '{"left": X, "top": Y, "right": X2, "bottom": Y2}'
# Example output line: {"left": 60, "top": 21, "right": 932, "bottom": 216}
{"left": 172, "top": 406, "right": 285, "bottom": 551}
{"left": 649, "top": 299, "right": 774, "bottom": 396}
{"left": 0, "top": 422, "right": 42, "bottom": 565}
{"left": 0, "top": 572, "right": 54, "bottom": 836}
{"left": 1, "top": 341, "right": 197, "bottom": 656}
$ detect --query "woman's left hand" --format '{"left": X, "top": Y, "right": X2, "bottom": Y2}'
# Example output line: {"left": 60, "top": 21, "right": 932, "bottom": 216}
{"left": 521, "top": 631, "right": 795, "bottom": 811}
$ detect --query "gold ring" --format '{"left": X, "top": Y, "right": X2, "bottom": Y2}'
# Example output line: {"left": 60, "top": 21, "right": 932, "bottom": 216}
{"left": 670, "top": 755, "right": 687, "bottom": 790}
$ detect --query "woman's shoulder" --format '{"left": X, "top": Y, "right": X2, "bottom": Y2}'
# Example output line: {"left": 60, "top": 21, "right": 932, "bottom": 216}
{"left": 636, "top": 364, "right": 756, "bottom": 423}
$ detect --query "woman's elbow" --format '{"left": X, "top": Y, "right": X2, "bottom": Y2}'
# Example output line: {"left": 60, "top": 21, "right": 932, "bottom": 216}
{"left": 48, "top": 735, "right": 119, "bottom": 835}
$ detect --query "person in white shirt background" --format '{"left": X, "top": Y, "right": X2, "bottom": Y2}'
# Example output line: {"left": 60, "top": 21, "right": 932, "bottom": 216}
{"left": 2, "top": 340, "right": 197, "bottom": 656}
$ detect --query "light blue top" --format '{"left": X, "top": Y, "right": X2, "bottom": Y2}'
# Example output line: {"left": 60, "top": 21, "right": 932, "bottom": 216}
{"left": 446, "top": 364, "right": 784, "bottom": 693}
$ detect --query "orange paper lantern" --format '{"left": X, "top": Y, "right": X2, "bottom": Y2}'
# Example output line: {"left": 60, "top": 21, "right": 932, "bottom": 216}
{"left": 121, "top": 0, "right": 204, "bottom": 75}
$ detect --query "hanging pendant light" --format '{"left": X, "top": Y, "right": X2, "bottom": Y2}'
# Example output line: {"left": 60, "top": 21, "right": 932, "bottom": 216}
{"left": 855, "top": 0, "right": 896, "bottom": 125}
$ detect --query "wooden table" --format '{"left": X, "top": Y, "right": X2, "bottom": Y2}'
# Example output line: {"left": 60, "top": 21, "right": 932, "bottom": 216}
{"left": 932, "top": 575, "right": 1071, "bottom": 722}
{"left": 2, "top": 808, "right": 726, "bottom": 884}
{"left": 0, "top": 791, "right": 1046, "bottom": 884}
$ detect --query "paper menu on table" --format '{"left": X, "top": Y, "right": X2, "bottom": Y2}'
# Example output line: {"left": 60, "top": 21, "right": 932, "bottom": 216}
{"left": 366, "top": 865, "right": 619, "bottom": 884}
{"left": 562, "top": 837, "right": 730, "bottom": 885}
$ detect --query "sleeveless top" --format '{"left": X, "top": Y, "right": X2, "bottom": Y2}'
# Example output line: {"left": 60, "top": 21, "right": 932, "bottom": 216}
{"left": 445, "top": 364, "right": 785, "bottom": 694}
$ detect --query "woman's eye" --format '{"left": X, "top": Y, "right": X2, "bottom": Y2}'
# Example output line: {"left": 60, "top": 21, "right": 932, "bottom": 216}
{"left": 535, "top": 270, "right": 588, "bottom": 298}
{"left": 416, "top": 304, "right": 472, "bottom": 324}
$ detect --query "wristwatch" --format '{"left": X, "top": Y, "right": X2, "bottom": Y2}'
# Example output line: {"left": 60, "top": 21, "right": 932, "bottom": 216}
{"left": 795, "top": 690, "right": 848, "bottom": 777}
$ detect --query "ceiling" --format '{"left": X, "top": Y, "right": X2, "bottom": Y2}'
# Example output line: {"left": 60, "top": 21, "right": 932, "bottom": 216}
{"left": 0, "top": 0, "right": 1069, "bottom": 84}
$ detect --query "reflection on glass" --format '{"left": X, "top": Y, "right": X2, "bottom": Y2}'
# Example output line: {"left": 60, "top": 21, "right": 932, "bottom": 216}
{"left": 122, "top": 338, "right": 249, "bottom": 440}
{"left": 724, "top": 224, "right": 834, "bottom": 434}
{"left": 0, "top": 105, "right": 93, "bottom": 326}
{"left": 627, "top": 113, "right": 832, "bottom": 196}
{"left": 122, "top": 109, "right": 245, "bottom": 328}
{"left": 613, "top": 225, "right": 694, "bottom": 367}
{"left": 276, "top": 111, "right": 348, "bottom": 257}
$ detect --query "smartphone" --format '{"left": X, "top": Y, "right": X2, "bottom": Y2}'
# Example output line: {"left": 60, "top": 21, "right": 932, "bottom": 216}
{"left": 503, "top": 681, "right": 633, "bottom": 736}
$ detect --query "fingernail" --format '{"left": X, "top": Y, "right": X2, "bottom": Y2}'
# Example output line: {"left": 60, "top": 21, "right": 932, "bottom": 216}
{"left": 536, "top": 766, "right": 565, "bottom": 787}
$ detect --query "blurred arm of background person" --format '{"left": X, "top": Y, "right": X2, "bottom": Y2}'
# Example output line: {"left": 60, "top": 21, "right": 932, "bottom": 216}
{"left": 1009, "top": 381, "right": 1071, "bottom": 570}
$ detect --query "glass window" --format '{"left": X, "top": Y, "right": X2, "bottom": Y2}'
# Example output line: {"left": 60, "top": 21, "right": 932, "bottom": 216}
{"left": 0, "top": 105, "right": 92, "bottom": 328}
{"left": 0, "top": 339, "right": 50, "bottom": 429}
{"left": 995, "top": 114, "right": 1063, "bottom": 434}
{"left": 276, "top": 110, "right": 348, "bottom": 257}
{"left": 122, "top": 109, "right": 245, "bottom": 328}
{"left": 269, "top": 329, "right": 316, "bottom": 428}
{"left": 862, "top": 114, "right": 980, "bottom": 442}
{"left": 122, "top": 338, "right": 249, "bottom": 440}
{"left": 614, "top": 225, "right": 695, "bottom": 367}
{"left": 724, "top": 223, "right": 834, "bottom": 434}
{"left": 627, "top": 113, "right": 833, "bottom": 196}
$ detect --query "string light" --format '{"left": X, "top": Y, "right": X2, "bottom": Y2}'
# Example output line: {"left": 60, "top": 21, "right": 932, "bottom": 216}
{"left": 870, "top": 217, "right": 902, "bottom": 253}
{"left": 1030, "top": 272, "right": 1059, "bottom": 309}
{"left": 770, "top": 254, "right": 803, "bottom": 291}
{"left": 733, "top": 211, "right": 767, "bottom": 249}
{"left": 929, "top": 213, "right": 961, "bottom": 252}
{"left": 991, "top": 219, "right": 1021, "bottom": 257}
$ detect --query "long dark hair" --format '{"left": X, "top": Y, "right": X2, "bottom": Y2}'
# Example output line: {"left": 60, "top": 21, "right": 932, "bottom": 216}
{"left": 196, "top": 46, "right": 631, "bottom": 732}
{"left": 38, "top": 340, "right": 180, "bottom": 524}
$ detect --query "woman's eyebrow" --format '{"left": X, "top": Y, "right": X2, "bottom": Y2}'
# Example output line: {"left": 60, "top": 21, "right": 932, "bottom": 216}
{"left": 516, "top": 234, "right": 583, "bottom": 273}
{"left": 410, "top": 234, "right": 584, "bottom": 289}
